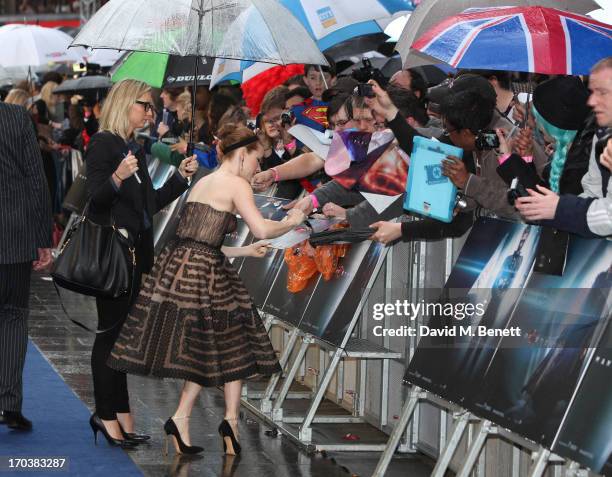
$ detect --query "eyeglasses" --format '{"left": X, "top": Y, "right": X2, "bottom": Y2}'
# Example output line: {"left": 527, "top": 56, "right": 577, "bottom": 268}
{"left": 329, "top": 118, "right": 351, "bottom": 129}
{"left": 135, "top": 100, "right": 154, "bottom": 113}
{"left": 442, "top": 120, "right": 457, "bottom": 135}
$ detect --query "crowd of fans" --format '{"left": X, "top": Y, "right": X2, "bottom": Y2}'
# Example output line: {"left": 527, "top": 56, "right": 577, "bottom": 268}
{"left": 2, "top": 54, "right": 611, "bottom": 251}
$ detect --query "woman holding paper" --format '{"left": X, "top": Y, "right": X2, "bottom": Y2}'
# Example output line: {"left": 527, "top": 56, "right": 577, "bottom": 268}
{"left": 108, "top": 124, "right": 306, "bottom": 455}
{"left": 86, "top": 79, "right": 197, "bottom": 449}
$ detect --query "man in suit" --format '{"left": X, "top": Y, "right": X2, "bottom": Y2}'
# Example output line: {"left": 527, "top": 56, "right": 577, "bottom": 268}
{"left": 0, "top": 102, "right": 52, "bottom": 430}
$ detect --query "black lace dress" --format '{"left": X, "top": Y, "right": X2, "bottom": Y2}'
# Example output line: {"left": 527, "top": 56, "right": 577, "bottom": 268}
{"left": 108, "top": 201, "right": 281, "bottom": 386}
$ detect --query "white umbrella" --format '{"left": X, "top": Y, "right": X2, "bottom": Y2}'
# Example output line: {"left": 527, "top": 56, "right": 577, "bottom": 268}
{"left": 72, "top": 0, "right": 327, "bottom": 144}
{"left": 71, "top": 0, "right": 327, "bottom": 65}
{"left": 0, "top": 24, "right": 87, "bottom": 68}
{"left": 395, "top": 0, "right": 601, "bottom": 67}
{"left": 86, "top": 48, "right": 124, "bottom": 67}
{"left": 210, "top": 0, "right": 415, "bottom": 88}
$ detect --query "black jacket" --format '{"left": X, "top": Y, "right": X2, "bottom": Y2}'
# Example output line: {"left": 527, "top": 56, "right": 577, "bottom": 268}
{"left": 85, "top": 131, "right": 189, "bottom": 272}
{"left": 0, "top": 103, "right": 52, "bottom": 264}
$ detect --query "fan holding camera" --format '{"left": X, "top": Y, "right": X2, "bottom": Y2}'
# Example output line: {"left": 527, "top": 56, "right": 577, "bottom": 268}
{"left": 366, "top": 74, "right": 530, "bottom": 244}
{"left": 514, "top": 59, "right": 612, "bottom": 238}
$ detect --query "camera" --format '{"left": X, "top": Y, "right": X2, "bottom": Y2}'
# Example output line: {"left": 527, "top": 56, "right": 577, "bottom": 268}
{"left": 281, "top": 110, "right": 294, "bottom": 127}
{"left": 455, "top": 192, "right": 468, "bottom": 210}
{"left": 354, "top": 83, "right": 375, "bottom": 98}
{"left": 475, "top": 130, "right": 500, "bottom": 150}
{"left": 351, "top": 58, "right": 388, "bottom": 87}
{"left": 507, "top": 178, "right": 529, "bottom": 206}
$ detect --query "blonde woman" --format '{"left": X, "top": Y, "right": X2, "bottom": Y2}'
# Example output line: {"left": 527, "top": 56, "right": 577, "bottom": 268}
{"left": 4, "top": 88, "right": 30, "bottom": 107}
{"left": 35, "top": 81, "right": 62, "bottom": 128}
{"left": 85, "top": 79, "right": 198, "bottom": 449}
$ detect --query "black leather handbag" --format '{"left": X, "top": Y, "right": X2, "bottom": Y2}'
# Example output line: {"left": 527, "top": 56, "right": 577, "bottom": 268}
{"left": 62, "top": 161, "right": 88, "bottom": 215}
{"left": 51, "top": 204, "right": 136, "bottom": 298}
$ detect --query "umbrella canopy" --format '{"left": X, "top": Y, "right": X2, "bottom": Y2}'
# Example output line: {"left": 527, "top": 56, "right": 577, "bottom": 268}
{"left": 0, "top": 24, "right": 87, "bottom": 68}
{"left": 86, "top": 48, "right": 124, "bottom": 67}
{"left": 111, "top": 52, "right": 214, "bottom": 88}
{"left": 71, "top": 0, "right": 327, "bottom": 66}
{"left": 72, "top": 0, "right": 327, "bottom": 146}
{"left": 396, "top": 0, "right": 601, "bottom": 67}
{"left": 411, "top": 6, "right": 612, "bottom": 75}
{"left": 279, "top": 0, "right": 414, "bottom": 51}
{"left": 210, "top": 0, "right": 415, "bottom": 87}
{"left": 52, "top": 75, "right": 112, "bottom": 95}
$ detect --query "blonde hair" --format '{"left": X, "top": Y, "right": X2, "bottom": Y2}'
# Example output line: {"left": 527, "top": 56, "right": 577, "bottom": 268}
{"left": 176, "top": 91, "right": 192, "bottom": 122}
{"left": 40, "top": 81, "right": 58, "bottom": 114}
{"left": 99, "top": 79, "right": 152, "bottom": 139}
{"left": 4, "top": 88, "right": 30, "bottom": 107}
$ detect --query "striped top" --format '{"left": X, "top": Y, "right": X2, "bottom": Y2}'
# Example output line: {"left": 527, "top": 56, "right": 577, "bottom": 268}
{"left": 0, "top": 103, "right": 52, "bottom": 264}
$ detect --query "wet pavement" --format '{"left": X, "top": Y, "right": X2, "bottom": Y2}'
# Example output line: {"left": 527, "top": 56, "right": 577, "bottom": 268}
{"left": 26, "top": 273, "right": 434, "bottom": 477}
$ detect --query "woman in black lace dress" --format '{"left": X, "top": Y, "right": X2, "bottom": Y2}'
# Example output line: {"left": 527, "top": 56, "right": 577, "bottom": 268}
{"left": 108, "top": 124, "right": 306, "bottom": 455}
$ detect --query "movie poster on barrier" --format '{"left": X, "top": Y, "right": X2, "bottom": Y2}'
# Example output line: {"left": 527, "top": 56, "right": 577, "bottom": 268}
{"left": 150, "top": 161, "right": 175, "bottom": 189}
{"left": 239, "top": 248, "right": 286, "bottom": 308}
{"left": 469, "top": 238, "right": 612, "bottom": 447}
{"left": 319, "top": 242, "right": 385, "bottom": 347}
{"left": 222, "top": 194, "right": 291, "bottom": 268}
{"left": 296, "top": 241, "right": 380, "bottom": 345}
{"left": 153, "top": 191, "right": 189, "bottom": 255}
{"left": 253, "top": 195, "right": 292, "bottom": 220}
{"left": 262, "top": 255, "right": 320, "bottom": 327}
{"left": 223, "top": 221, "right": 251, "bottom": 272}
{"left": 404, "top": 218, "right": 539, "bottom": 405}
{"left": 553, "top": 314, "right": 612, "bottom": 475}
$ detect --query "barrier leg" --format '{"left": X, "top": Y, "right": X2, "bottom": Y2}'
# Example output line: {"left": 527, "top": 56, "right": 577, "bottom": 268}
{"left": 371, "top": 388, "right": 423, "bottom": 477}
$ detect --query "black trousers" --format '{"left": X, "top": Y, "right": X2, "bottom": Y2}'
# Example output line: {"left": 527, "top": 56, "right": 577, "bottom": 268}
{"left": 0, "top": 262, "right": 32, "bottom": 412}
{"left": 92, "top": 256, "right": 143, "bottom": 421}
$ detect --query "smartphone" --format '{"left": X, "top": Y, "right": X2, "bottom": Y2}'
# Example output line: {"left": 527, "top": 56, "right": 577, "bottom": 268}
{"left": 475, "top": 130, "right": 500, "bottom": 150}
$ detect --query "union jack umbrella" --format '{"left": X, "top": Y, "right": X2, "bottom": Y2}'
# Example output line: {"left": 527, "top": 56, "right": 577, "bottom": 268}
{"left": 411, "top": 6, "right": 612, "bottom": 75}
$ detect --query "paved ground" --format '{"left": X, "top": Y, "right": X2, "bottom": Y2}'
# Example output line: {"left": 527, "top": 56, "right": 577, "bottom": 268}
{"left": 26, "top": 273, "right": 434, "bottom": 477}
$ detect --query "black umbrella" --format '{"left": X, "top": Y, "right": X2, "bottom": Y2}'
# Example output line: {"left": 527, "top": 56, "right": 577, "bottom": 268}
{"left": 341, "top": 55, "right": 450, "bottom": 86}
{"left": 52, "top": 75, "right": 112, "bottom": 95}
{"left": 110, "top": 52, "right": 215, "bottom": 89}
{"left": 161, "top": 55, "right": 215, "bottom": 88}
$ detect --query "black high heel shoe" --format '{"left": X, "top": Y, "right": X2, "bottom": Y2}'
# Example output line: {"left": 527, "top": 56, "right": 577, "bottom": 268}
{"left": 89, "top": 414, "right": 138, "bottom": 449}
{"left": 163, "top": 417, "right": 204, "bottom": 455}
{"left": 118, "top": 422, "right": 151, "bottom": 444}
{"left": 218, "top": 419, "right": 241, "bottom": 455}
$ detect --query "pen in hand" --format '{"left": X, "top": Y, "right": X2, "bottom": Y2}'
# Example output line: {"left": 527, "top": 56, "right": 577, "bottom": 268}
{"left": 123, "top": 152, "right": 142, "bottom": 184}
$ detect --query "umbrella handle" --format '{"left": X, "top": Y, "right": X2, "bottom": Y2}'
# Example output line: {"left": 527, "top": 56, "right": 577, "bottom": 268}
{"left": 318, "top": 65, "right": 329, "bottom": 90}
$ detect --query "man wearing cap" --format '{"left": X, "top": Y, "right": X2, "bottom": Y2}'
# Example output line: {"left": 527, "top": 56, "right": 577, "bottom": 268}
{"left": 516, "top": 57, "right": 612, "bottom": 237}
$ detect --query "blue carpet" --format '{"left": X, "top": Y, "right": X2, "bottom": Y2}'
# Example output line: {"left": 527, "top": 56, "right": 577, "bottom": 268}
{"left": 0, "top": 342, "right": 142, "bottom": 476}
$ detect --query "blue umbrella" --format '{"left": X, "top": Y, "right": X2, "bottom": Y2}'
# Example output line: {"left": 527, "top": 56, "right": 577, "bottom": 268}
{"left": 211, "top": 0, "right": 416, "bottom": 86}
{"left": 280, "top": 0, "right": 415, "bottom": 51}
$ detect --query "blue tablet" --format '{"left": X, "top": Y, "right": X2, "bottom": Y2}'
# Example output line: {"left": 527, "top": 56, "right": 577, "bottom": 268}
{"left": 403, "top": 137, "right": 463, "bottom": 223}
